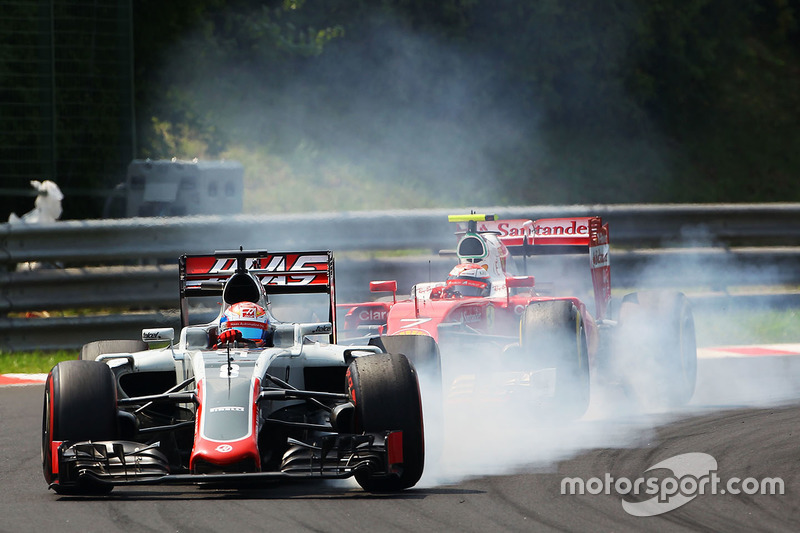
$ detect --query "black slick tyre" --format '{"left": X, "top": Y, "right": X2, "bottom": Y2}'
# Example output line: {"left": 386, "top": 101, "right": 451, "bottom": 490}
{"left": 42, "top": 360, "right": 118, "bottom": 494}
{"left": 346, "top": 353, "right": 424, "bottom": 492}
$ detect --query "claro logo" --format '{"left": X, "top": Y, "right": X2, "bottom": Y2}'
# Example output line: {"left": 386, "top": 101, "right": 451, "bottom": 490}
{"left": 358, "top": 309, "right": 387, "bottom": 321}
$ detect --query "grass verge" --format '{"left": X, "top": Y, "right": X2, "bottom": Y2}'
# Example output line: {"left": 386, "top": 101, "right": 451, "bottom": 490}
{"left": 0, "top": 351, "right": 77, "bottom": 374}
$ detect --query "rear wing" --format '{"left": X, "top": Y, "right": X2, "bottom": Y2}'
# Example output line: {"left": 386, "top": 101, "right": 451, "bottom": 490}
{"left": 178, "top": 250, "right": 337, "bottom": 340}
{"left": 454, "top": 215, "right": 611, "bottom": 319}
{"left": 463, "top": 216, "right": 596, "bottom": 250}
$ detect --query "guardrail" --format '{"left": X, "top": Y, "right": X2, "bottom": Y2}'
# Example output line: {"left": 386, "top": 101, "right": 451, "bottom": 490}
{"left": 4, "top": 203, "right": 800, "bottom": 264}
{"left": 3, "top": 203, "right": 800, "bottom": 351}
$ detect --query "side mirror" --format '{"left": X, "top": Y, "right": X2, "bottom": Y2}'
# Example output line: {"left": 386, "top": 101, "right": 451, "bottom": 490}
{"left": 506, "top": 275, "right": 535, "bottom": 289}
{"left": 142, "top": 327, "right": 174, "bottom": 344}
{"left": 369, "top": 280, "right": 397, "bottom": 293}
{"left": 292, "top": 322, "right": 333, "bottom": 352}
{"left": 369, "top": 280, "right": 397, "bottom": 304}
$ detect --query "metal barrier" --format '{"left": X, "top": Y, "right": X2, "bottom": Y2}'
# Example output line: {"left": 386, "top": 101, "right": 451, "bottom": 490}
{"left": 3, "top": 204, "right": 800, "bottom": 351}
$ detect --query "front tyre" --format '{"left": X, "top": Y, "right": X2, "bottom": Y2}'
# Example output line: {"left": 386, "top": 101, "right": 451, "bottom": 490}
{"left": 347, "top": 353, "right": 424, "bottom": 492}
{"left": 42, "top": 360, "right": 118, "bottom": 494}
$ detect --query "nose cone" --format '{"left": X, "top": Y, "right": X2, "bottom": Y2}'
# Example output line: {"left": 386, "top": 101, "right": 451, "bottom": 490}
{"left": 190, "top": 375, "right": 262, "bottom": 473}
{"left": 190, "top": 437, "right": 260, "bottom": 473}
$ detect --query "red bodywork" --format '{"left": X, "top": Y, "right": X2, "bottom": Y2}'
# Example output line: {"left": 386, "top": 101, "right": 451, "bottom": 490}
{"left": 339, "top": 215, "right": 611, "bottom": 362}
{"left": 189, "top": 378, "right": 262, "bottom": 473}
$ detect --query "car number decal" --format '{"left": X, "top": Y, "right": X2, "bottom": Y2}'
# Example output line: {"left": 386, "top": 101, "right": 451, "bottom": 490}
{"left": 219, "top": 363, "right": 240, "bottom": 378}
{"left": 399, "top": 317, "right": 432, "bottom": 329}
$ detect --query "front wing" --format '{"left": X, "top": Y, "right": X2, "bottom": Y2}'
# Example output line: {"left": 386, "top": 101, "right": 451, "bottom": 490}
{"left": 50, "top": 432, "right": 405, "bottom": 491}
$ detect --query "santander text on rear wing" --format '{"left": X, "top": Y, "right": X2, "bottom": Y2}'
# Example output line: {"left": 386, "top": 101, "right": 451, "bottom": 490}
{"left": 463, "top": 216, "right": 599, "bottom": 248}
{"left": 455, "top": 215, "right": 611, "bottom": 319}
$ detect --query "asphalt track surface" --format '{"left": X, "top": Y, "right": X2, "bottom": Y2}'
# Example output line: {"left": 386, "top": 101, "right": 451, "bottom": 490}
{"left": 2, "top": 353, "right": 799, "bottom": 533}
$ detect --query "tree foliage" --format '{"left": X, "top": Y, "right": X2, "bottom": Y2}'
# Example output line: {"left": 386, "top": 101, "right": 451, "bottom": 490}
{"left": 6, "top": 0, "right": 796, "bottom": 218}
{"left": 129, "top": 0, "right": 799, "bottom": 208}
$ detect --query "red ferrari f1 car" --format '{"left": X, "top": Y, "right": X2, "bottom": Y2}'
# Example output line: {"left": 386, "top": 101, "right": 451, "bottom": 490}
{"left": 339, "top": 214, "right": 697, "bottom": 417}
{"left": 43, "top": 249, "right": 424, "bottom": 494}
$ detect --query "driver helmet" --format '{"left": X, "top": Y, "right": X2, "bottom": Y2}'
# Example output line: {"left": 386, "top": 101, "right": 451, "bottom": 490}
{"left": 445, "top": 263, "right": 491, "bottom": 297}
{"left": 220, "top": 301, "right": 270, "bottom": 345}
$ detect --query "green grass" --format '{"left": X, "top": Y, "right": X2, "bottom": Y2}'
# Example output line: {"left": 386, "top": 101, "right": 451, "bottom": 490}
{"left": 0, "top": 351, "right": 78, "bottom": 374}
{"left": 694, "top": 307, "right": 800, "bottom": 348}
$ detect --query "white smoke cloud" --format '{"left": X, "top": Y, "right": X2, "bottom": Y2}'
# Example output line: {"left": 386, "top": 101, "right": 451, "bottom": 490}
{"left": 412, "top": 238, "right": 800, "bottom": 488}
{"left": 149, "top": 6, "right": 800, "bottom": 489}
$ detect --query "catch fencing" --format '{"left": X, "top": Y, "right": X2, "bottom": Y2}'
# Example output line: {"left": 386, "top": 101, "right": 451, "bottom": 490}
{"left": 2, "top": 204, "right": 800, "bottom": 351}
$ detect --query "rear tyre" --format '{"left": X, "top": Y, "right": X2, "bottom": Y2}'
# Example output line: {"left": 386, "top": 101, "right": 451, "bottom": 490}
{"left": 347, "top": 353, "right": 424, "bottom": 492}
{"left": 520, "top": 300, "right": 590, "bottom": 420}
{"left": 80, "top": 339, "right": 147, "bottom": 361}
{"left": 42, "top": 360, "right": 118, "bottom": 494}
{"left": 616, "top": 291, "right": 697, "bottom": 408}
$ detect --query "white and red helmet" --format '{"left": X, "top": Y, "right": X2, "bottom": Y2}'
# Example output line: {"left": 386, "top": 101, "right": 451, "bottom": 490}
{"left": 445, "top": 263, "right": 491, "bottom": 297}
{"left": 220, "top": 301, "right": 270, "bottom": 344}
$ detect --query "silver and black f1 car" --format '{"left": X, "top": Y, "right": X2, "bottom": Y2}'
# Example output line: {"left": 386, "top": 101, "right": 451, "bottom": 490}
{"left": 42, "top": 249, "right": 424, "bottom": 494}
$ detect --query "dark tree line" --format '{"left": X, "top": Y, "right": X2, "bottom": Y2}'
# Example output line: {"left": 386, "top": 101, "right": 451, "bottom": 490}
{"left": 131, "top": 0, "right": 799, "bottom": 207}
{"left": 3, "top": 0, "right": 798, "bottom": 219}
